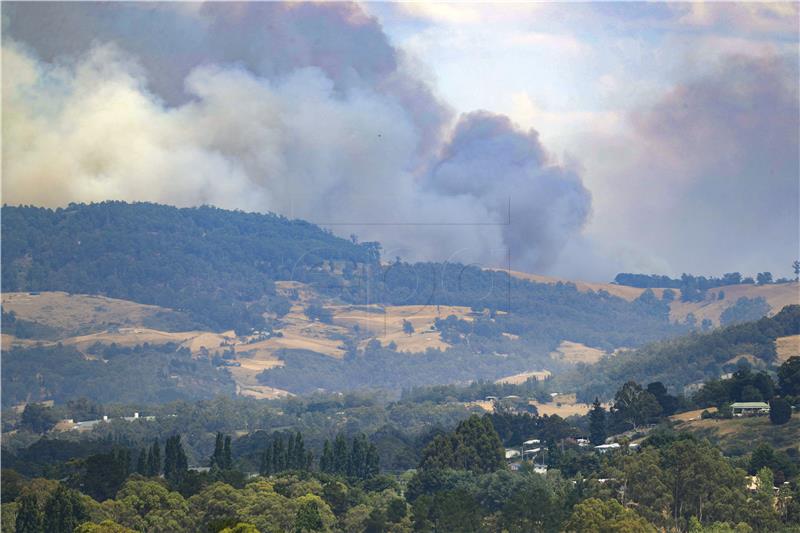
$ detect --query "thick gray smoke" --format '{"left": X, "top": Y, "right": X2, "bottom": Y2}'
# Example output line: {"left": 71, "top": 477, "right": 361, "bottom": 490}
{"left": 2, "top": 2, "right": 591, "bottom": 270}
{"left": 430, "top": 112, "right": 591, "bottom": 269}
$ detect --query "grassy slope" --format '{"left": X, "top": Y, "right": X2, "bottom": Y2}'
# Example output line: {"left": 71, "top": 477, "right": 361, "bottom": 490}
{"left": 673, "top": 413, "right": 800, "bottom": 454}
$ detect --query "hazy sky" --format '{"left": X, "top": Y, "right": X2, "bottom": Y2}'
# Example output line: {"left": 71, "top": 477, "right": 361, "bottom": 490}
{"left": 2, "top": 2, "right": 798, "bottom": 281}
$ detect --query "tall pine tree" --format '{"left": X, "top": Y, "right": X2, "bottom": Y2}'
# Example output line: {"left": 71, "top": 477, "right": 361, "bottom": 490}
{"left": 135, "top": 448, "right": 147, "bottom": 475}
{"left": 320, "top": 440, "right": 333, "bottom": 474}
{"left": 223, "top": 435, "right": 233, "bottom": 470}
{"left": 589, "top": 398, "right": 607, "bottom": 446}
{"left": 164, "top": 435, "right": 188, "bottom": 483}
{"left": 147, "top": 439, "right": 161, "bottom": 476}
{"left": 332, "top": 433, "right": 349, "bottom": 476}
{"left": 210, "top": 432, "right": 224, "bottom": 469}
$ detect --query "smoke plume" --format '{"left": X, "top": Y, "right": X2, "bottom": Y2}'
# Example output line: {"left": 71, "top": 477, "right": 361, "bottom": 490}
{"left": 2, "top": 2, "right": 591, "bottom": 270}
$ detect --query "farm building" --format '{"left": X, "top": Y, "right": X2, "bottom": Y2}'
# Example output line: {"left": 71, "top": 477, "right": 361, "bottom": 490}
{"left": 731, "top": 402, "right": 770, "bottom": 416}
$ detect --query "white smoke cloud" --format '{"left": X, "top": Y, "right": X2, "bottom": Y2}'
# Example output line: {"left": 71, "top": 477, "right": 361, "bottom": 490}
{"left": 1, "top": 3, "right": 592, "bottom": 271}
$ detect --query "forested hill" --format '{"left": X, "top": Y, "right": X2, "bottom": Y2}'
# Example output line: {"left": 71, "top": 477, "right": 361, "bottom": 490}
{"left": 2, "top": 202, "right": 375, "bottom": 331}
{"left": 561, "top": 304, "right": 800, "bottom": 401}
{"left": 3, "top": 202, "right": 695, "bottom": 349}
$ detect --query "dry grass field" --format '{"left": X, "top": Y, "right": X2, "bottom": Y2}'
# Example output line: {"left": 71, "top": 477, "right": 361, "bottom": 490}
{"left": 668, "top": 282, "right": 798, "bottom": 326}
{"left": 670, "top": 407, "right": 717, "bottom": 422}
{"left": 530, "top": 399, "right": 599, "bottom": 417}
{"left": 1, "top": 291, "right": 175, "bottom": 332}
{"left": 503, "top": 270, "right": 798, "bottom": 326}
{"left": 776, "top": 334, "right": 799, "bottom": 363}
{"left": 673, "top": 413, "right": 800, "bottom": 452}
{"left": 333, "top": 303, "right": 472, "bottom": 352}
{"left": 503, "top": 270, "right": 672, "bottom": 301}
{"left": 495, "top": 370, "right": 551, "bottom": 385}
{"left": 549, "top": 340, "right": 607, "bottom": 364}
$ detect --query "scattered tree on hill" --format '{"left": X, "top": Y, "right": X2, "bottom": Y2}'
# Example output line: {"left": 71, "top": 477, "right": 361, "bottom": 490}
{"left": 793, "top": 260, "right": 800, "bottom": 281}
{"left": 719, "top": 297, "right": 771, "bottom": 326}
{"left": 769, "top": 398, "right": 792, "bottom": 425}
{"left": 20, "top": 403, "right": 57, "bottom": 434}
{"left": 402, "top": 319, "right": 415, "bottom": 335}
{"left": 778, "top": 357, "right": 800, "bottom": 397}
{"left": 304, "top": 304, "right": 333, "bottom": 324}
{"left": 756, "top": 272, "right": 773, "bottom": 285}
{"left": 610, "top": 381, "right": 662, "bottom": 431}
{"left": 646, "top": 382, "right": 679, "bottom": 416}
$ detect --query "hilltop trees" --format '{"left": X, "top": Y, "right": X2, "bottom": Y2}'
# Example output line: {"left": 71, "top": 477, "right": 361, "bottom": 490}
{"left": 756, "top": 272, "right": 773, "bottom": 285}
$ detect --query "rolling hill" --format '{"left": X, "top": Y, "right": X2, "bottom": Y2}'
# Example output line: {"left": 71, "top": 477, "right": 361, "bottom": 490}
{"left": 2, "top": 201, "right": 796, "bottom": 403}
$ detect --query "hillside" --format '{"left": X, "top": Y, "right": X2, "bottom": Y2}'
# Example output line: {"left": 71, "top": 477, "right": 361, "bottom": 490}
{"left": 3, "top": 202, "right": 791, "bottom": 402}
{"left": 2, "top": 203, "right": 691, "bottom": 350}
{"left": 506, "top": 269, "right": 798, "bottom": 326}
{"left": 1, "top": 202, "right": 374, "bottom": 332}
{"left": 669, "top": 282, "right": 799, "bottom": 325}
{"left": 672, "top": 412, "right": 800, "bottom": 454}
{"left": 559, "top": 304, "right": 800, "bottom": 401}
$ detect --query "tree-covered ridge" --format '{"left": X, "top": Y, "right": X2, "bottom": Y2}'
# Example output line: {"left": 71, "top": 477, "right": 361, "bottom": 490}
{"left": 3, "top": 202, "right": 689, "bottom": 350}
{"left": 1, "top": 202, "right": 374, "bottom": 332}
{"left": 1, "top": 343, "right": 236, "bottom": 407}
{"left": 561, "top": 305, "right": 800, "bottom": 402}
